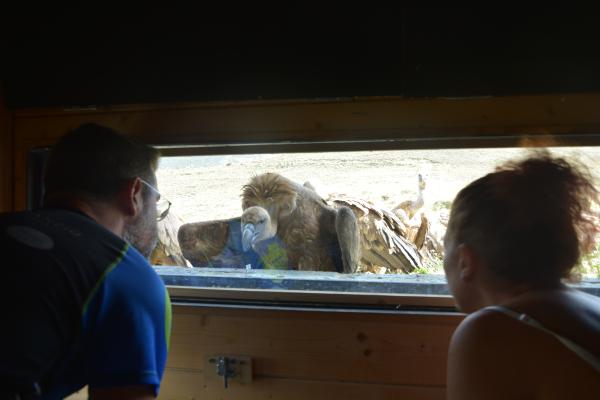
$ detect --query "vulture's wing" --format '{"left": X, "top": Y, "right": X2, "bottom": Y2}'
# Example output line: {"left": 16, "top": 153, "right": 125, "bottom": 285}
{"left": 331, "top": 196, "right": 422, "bottom": 273}
{"left": 334, "top": 206, "right": 361, "bottom": 273}
{"left": 178, "top": 217, "right": 247, "bottom": 268}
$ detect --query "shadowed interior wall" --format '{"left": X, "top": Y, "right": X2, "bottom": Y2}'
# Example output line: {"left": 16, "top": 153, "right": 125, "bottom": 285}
{"left": 0, "top": 92, "right": 13, "bottom": 213}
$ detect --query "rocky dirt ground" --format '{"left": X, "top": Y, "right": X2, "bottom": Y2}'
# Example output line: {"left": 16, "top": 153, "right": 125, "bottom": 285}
{"left": 157, "top": 146, "right": 600, "bottom": 276}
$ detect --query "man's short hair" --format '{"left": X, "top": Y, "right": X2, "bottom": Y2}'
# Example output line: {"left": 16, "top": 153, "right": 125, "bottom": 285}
{"left": 44, "top": 123, "right": 160, "bottom": 201}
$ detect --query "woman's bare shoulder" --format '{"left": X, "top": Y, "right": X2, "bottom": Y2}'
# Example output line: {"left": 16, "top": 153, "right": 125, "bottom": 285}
{"left": 447, "top": 300, "right": 600, "bottom": 400}
{"left": 447, "top": 309, "right": 536, "bottom": 400}
{"left": 448, "top": 307, "right": 538, "bottom": 368}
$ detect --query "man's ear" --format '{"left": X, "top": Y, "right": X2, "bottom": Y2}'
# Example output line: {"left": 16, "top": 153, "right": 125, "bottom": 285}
{"left": 119, "top": 178, "right": 144, "bottom": 218}
{"left": 457, "top": 243, "right": 479, "bottom": 282}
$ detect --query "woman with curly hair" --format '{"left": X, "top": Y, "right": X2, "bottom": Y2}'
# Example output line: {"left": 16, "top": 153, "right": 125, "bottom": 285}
{"left": 444, "top": 152, "right": 600, "bottom": 399}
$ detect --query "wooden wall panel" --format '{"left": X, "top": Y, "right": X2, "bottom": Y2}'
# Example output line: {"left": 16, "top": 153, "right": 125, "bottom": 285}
{"left": 65, "top": 304, "right": 460, "bottom": 399}
{"left": 159, "top": 305, "right": 462, "bottom": 399}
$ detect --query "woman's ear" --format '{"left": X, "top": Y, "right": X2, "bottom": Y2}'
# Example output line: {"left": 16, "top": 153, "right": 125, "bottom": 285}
{"left": 120, "top": 178, "right": 144, "bottom": 218}
{"left": 457, "top": 243, "right": 479, "bottom": 282}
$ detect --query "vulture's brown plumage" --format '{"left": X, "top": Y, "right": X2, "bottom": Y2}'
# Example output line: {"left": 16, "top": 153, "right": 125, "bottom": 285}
{"left": 241, "top": 173, "right": 360, "bottom": 272}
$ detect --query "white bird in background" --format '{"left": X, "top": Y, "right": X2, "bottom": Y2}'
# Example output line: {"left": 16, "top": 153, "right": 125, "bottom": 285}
{"left": 393, "top": 171, "right": 429, "bottom": 222}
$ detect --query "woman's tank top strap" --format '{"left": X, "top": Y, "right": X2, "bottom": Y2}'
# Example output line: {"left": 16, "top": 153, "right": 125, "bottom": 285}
{"left": 483, "top": 305, "right": 600, "bottom": 374}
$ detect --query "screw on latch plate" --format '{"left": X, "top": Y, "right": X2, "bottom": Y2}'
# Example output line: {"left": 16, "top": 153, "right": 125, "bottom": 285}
{"left": 206, "top": 355, "right": 252, "bottom": 389}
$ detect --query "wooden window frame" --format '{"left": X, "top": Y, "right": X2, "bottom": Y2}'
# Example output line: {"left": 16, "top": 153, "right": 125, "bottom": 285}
{"left": 12, "top": 94, "right": 600, "bottom": 308}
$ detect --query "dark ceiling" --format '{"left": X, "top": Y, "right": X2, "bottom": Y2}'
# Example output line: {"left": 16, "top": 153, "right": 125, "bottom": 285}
{"left": 3, "top": 6, "right": 600, "bottom": 108}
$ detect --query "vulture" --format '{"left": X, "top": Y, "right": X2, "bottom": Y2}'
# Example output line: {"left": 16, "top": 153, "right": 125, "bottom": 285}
{"left": 393, "top": 172, "right": 427, "bottom": 221}
{"left": 176, "top": 173, "right": 431, "bottom": 274}
{"left": 240, "top": 206, "right": 289, "bottom": 270}
{"left": 150, "top": 210, "right": 191, "bottom": 267}
{"left": 177, "top": 173, "right": 361, "bottom": 272}
{"left": 178, "top": 214, "right": 294, "bottom": 270}
{"left": 387, "top": 171, "right": 448, "bottom": 261}
{"left": 419, "top": 209, "right": 448, "bottom": 259}
{"left": 240, "top": 173, "right": 360, "bottom": 272}
{"left": 326, "top": 194, "right": 422, "bottom": 274}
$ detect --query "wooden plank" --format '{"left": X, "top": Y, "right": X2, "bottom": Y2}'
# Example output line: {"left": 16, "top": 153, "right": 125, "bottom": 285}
{"left": 64, "top": 306, "right": 456, "bottom": 399}
{"left": 12, "top": 94, "right": 600, "bottom": 145}
{"left": 167, "top": 305, "right": 461, "bottom": 387}
{"left": 160, "top": 367, "right": 445, "bottom": 400}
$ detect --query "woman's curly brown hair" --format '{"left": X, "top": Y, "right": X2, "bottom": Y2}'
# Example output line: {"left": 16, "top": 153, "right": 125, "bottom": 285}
{"left": 448, "top": 150, "right": 599, "bottom": 285}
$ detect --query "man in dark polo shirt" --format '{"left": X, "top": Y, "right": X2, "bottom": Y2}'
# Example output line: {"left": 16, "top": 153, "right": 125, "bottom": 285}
{"left": 0, "top": 123, "right": 172, "bottom": 399}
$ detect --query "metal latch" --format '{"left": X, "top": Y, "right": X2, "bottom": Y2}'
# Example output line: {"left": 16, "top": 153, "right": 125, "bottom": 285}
{"left": 205, "top": 355, "right": 252, "bottom": 389}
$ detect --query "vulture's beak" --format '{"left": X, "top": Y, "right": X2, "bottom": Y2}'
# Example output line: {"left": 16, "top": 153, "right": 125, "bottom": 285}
{"left": 242, "top": 223, "right": 256, "bottom": 252}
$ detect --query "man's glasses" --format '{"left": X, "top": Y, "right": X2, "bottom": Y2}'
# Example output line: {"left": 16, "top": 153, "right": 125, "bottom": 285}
{"left": 139, "top": 178, "right": 172, "bottom": 222}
